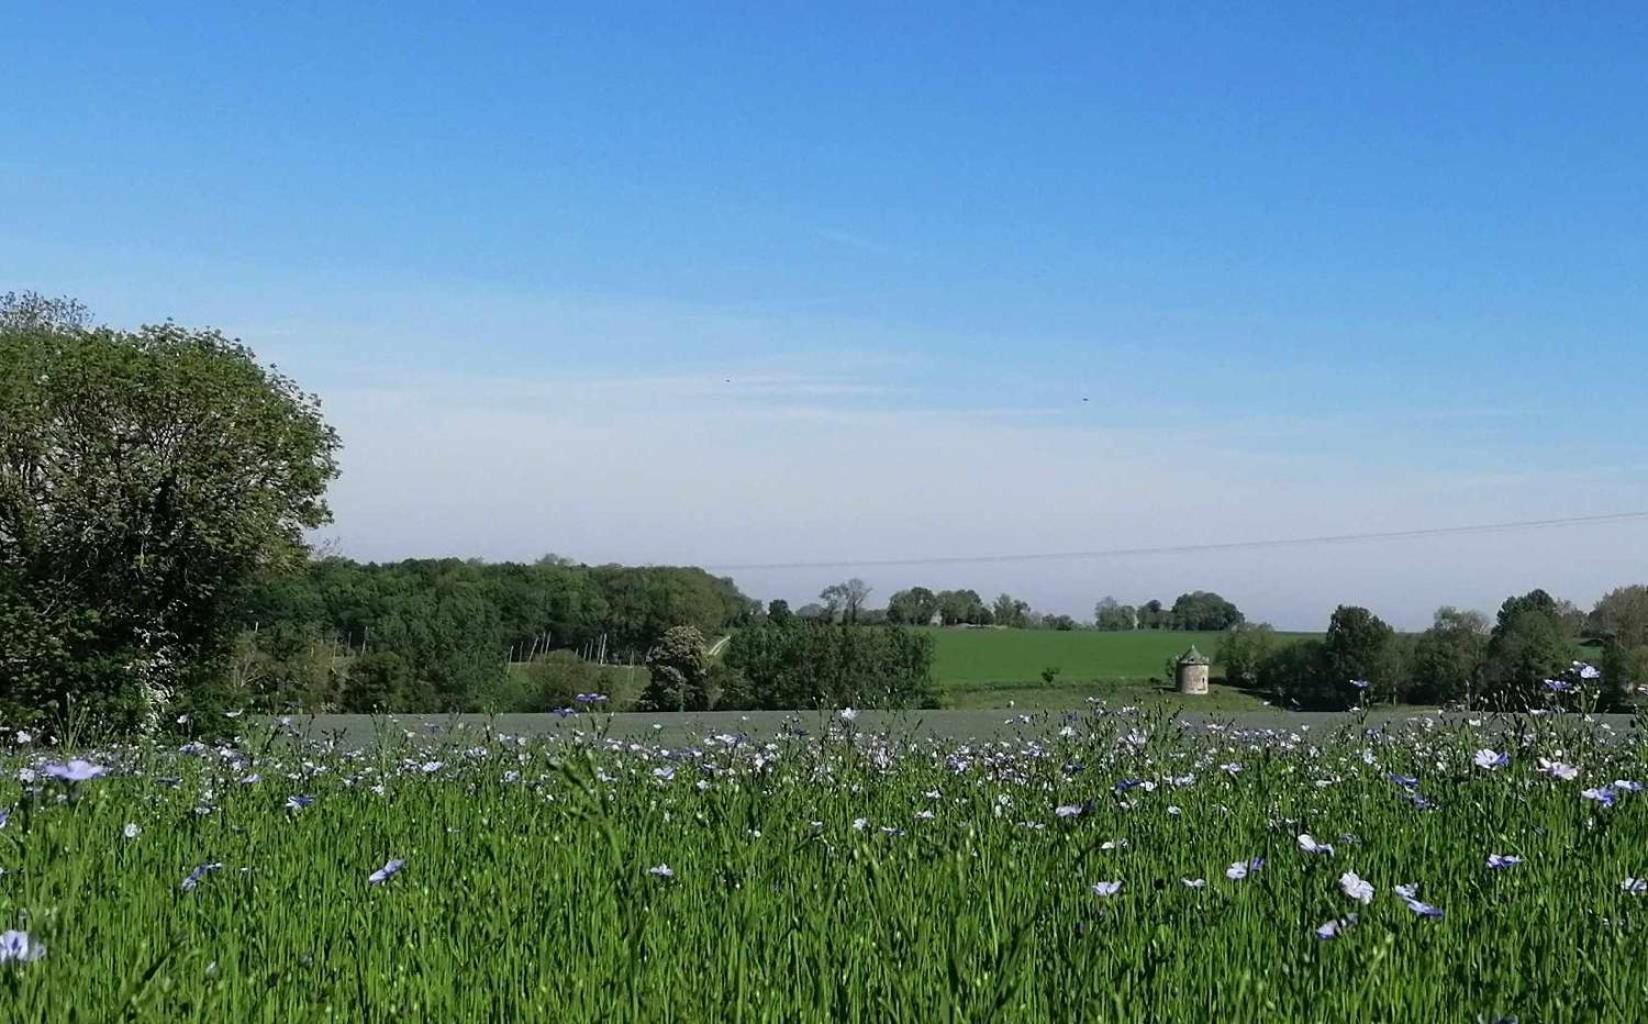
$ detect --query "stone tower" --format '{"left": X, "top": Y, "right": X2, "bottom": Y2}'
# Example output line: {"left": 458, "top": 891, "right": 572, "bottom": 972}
{"left": 1176, "top": 645, "right": 1210, "bottom": 695}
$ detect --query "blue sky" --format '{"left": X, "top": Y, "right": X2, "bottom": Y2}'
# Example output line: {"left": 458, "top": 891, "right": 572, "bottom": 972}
{"left": 4, "top": 4, "right": 1646, "bottom": 627}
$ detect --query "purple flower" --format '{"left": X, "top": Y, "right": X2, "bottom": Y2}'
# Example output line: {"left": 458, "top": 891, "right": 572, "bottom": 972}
{"left": 1054, "top": 804, "right": 1084, "bottom": 819}
{"left": 180, "top": 862, "right": 223, "bottom": 892}
{"left": 1612, "top": 780, "right": 1643, "bottom": 794}
{"left": 1314, "top": 914, "right": 1358, "bottom": 940}
{"left": 1582, "top": 786, "right": 1617, "bottom": 808}
{"left": 648, "top": 863, "right": 675, "bottom": 879}
{"left": 1349, "top": 679, "right": 1370, "bottom": 692}
{"left": 1403, "top": 898, "right": 1444, "bottom": 919}
{"left": 0, "top": 808, "right": 8, "bottom": 830}
{"left": 368, "top": 858, "right": 406, "bottom": 885}
{"left": 1226, "top": 857, "right": 1264, "bottom": 881}
{"left": 285, "top": 794, "right": 314, "bottom": 811}
{"left": 1090, "top": 880, "right": 1122, "bottom": 897}
{"left": 575, "top": 693, "right": 609, "bottom": 705}
{"left": 1542, "top": 678, "right": 1574, "bottom": 694}
{"left": 1473, "top": 749, "right": 1509, "bottom": 771}
{"left": 1487, "top": 854, "right": 1523, "bottom": 870}
{"left": 0, "top": 930, "right": 45, "bottom": 964}
{"left": 1622, "top": 878, "right": 1648, "bottom": 895}
{"left": 1538, "top": 758, "right": 1579, "bottom": 782}
{"left": 43, "top": 759, "right": 107, "bottom": 783}
{"left": 1387, "top": 774, "right": 1419, "bottom": 790}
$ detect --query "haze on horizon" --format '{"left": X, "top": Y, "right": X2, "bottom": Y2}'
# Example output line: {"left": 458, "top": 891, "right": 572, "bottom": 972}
{"left": 4, "top": 4, "right": 1646, "bottom": 631}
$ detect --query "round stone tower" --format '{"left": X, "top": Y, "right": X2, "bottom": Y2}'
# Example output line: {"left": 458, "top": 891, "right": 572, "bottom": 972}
{"left": 1176, "top": 645, "right": 1211, "bottom": 695}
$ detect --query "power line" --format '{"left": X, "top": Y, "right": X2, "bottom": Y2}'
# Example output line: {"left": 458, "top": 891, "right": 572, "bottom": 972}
{"left": 704, "top": 510, "right": 1648, "bottom": 572}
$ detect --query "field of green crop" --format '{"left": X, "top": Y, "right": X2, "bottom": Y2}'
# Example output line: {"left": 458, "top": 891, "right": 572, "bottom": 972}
{"left": 2, "top": 710, "right": 1646, "bottom": 1020}
{"left": 923, "top": 627, "right": 1315, "bottom": 709}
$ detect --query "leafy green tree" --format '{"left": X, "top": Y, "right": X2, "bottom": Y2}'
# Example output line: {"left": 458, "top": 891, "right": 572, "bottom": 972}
{"left": 886, "top": 587, "right": 940, "bottom": 625}
{"left": 1323, "top": 605, "right": 1397, "bottom": 702}
{"left": 819, "top": 578, "right": 872, "bottom": 623}
{"left": 1216, "top": 622, "right": 1279, "bottom": 688}
{"left": 340, "top": 651, "right": 413, "bottom": 713}
{"left": 641, "top": 625, "right": 710, "bottom": 710}
{"left": 1591, "top": 585, "right": 1648, "bottom": 649}
{"left": 1257, "top": 639, "right": 1334, "bottom": 709}
{"left": 1138, "top": 599, "right": 1167, "bottom": 630}
{"left": 937, "top": 589, "right": 990, "bottom": 626}
{"left": 0, "top": 297, "right": 340, "bottom": 730}
{"left": 1480, "top": 590, "right": 1573, "bottom": 708}
{"left": 1094, "top": 596, "right": 1137, "bottom": 631}
{"left": 723, "top": 622, "right": 935, "bottom": 710}
{"left": 766, "top": 598, "right": 793, "bottom": 626}
{"left": 992, "top": 593, "right": 1031, "bottom": 629}
{"left": 1169, "top": 591, "right": 1245, "bottom": 631}
{"left": 1407, "top": 607, "right": 1488, "bottom": 706}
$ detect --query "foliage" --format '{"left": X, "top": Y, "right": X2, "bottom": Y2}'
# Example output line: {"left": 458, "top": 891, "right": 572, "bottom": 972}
{"left": 641, "top": 626, "right": 710, "bottom": 711}
{"left": 936, "top": 589, "right": 993, "bottom": 626}
{"left": 886, "top": 587, "right": 941, "bottom": 625}
{"left": 1406, "top": 607, "right": 1489, "bottom": 706}
{"left": 992, "top": 593, "right": 1032, "bottom": 629}
{"left": 1481, "top": 591, "right": 1578, "bottom": 709}
{"left": 1322, "top": 605, "right": 1399, "bottom": 702}
{"left": 1216, "top": 623, "right": 1279, "bottom": 688}
{"left": 1168, "top": 591, "right": 1245, "bottom": 631}
{"left": 766, "top": 599, "right": 793, "bottom": 626}
{"left": 235, "top": 557, "right": 753, "bottom": 713}
{"left": 819, "top": 578, "right": 873, "bottom": 623}
{"left": 1257, "top": 639, "right": 1334, "bottom": 708}
{"left": 1093, "top": 596, "right": 1137, "bottom": 631}
{"left": 724, "top": 622, "right": 936, "bottom": 710}
{"left": 1591, "top": 585, "right": 1648, "bottom": 649}
{"left": 0, "top": 296, "right": 340, "bottom": 731}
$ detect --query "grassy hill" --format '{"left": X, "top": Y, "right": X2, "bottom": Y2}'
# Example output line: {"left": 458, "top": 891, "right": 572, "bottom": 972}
{"left": 922, "top": 626, "right": 1317, "bottom": 711}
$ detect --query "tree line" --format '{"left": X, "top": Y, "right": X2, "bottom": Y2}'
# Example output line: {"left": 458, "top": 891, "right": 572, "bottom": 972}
{"left": 786, "top": 579, "right": 1245, "bottom": 632}
{"left": 1218, "top": 586, "right": 1648, "bottom": 711}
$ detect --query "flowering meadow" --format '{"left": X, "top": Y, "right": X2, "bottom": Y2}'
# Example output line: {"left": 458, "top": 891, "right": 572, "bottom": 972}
{"left": 1, "top": 708, "right": 1646, "bottom": 1022}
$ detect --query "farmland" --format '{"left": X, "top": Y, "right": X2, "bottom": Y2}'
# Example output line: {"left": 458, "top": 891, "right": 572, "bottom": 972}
{"left": 923, "top": 628, "right": 1315, "bottom": 710}
{"left": 2, "top": 709, "right": 1646, "bottom": 1020}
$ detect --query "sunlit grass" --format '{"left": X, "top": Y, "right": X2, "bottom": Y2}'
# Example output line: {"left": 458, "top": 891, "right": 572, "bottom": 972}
{"left": 0, "top": 709, "right": 1644, "bottom": 1021}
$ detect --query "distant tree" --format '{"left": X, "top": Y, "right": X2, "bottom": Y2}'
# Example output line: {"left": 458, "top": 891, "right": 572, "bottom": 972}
{"left": 795, "top": 602, "right": 829, "bottom": 621}
{"left": 641, "top": 625, "right": 710, "bottom": 711}
{"left": 1138, "top": 599, "right": 1167, "bottom": 630}
{"left": 1043, "top": 613, "right": 1077, "bottom": 631}
{"left": 937, "top": 589, "right": 990, "bottom": 626}
{"left": 1169, "top": 591, "right": 1245, "bottom": 631}
{"left": 1481, "top": 591, "right": 1575, "bottom": 708}
{"left": 886, "top": 586, "right": 940, "bottom": 625}
{"left": 723, "top": 622, "right": 935, "bottom": 710}
{"left": 766, "top": 599, "right": 793, "bottom": 626}
{"left": 992, "top": 593, "right": 1031, "bottom": 629}
{"left": 820, "top": 578, "right": 873, "bottom": 623}
{"left": 1094, "top": 596, "right": 1137, "bottom": 631}
{"left": 339, "top": 651, "right": 413, "bottom": 713}
{"left": 0, "top": 297, "right": 341, "bottom": 731}
{"left": 1591, "top": 585, "right": 1648, "bottom": 649}
{"left": 0, "top": 290, "right": 92, "bottom": 333}
{"left": 1323, "top": 605, "right": 1398, "bottom": 702}
{"left": 1257, "top": 639, "right": 1334, "bottom": 709}
{"left": 1216, "top": 622, "right": 1279, "bottom": 688}
{"left": 1406, "top": 607, "right": 1489, "bottom": 706}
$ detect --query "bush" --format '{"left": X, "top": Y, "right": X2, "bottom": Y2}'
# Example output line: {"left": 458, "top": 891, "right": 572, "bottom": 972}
{"left": 1216, "top": 623, "right": 1278, "bottom": 688}
{"left": 724, "top": 622, "right": 936, "bottom": 710}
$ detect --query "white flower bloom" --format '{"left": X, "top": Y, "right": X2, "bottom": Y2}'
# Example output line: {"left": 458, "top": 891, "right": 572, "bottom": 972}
{"left": 1338, "top": 871, "right": 1374, "bottom": 905}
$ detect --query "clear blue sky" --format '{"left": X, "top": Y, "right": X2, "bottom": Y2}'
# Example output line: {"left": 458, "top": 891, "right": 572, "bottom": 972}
{"left": 4, "top": 4, "right": 1646, "bottom": 627}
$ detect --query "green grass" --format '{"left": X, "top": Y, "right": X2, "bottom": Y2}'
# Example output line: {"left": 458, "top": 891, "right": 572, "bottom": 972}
{"left": 3, "top": 713, "right": 1646, "bottom": 1020}
{"left": 922, "top": 627, "right": 1314, "bottom": 710}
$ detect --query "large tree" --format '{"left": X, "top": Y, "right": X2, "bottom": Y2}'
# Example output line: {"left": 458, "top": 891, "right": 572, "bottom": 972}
{"left": 819, "top": 578, "right": 873, "bottom": 623}
{"left": 0, "top": 296, "right": 340, "bottom": 729}
{"left": 886, "top": 586, "right": 940, "bottom": 625}
{"left": 1407, "top": 607, "right": 1489, "bottom": 706}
